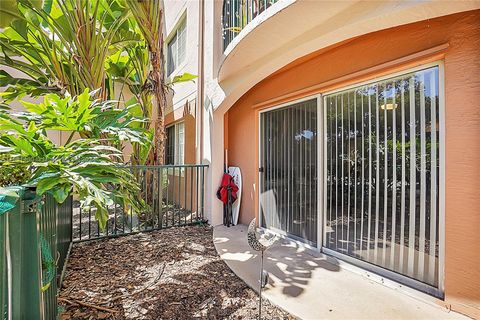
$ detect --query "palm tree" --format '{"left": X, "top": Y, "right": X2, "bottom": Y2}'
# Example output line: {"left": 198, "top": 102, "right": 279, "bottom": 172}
{"left": 125, "top": 0, "right": 167, "bottom": 165}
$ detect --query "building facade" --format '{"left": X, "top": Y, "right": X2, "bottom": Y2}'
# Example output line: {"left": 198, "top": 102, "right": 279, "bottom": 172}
{"left": 164, "top": 1, "right": 480, "bottom": 318}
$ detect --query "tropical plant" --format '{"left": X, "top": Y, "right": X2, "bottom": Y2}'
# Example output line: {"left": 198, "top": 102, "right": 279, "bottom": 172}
{"left": 0, "top": 0, "right": 134, "bottom": 100}
{"left": 1, "top": 0, "right": 197, "bottom": 166}
{"left": 0, "top": 89, "right": 148, "bottom": 228}
{"left": 17, "top": 88, "right": 150, "bottom": 146}
{"left": 0, "top": 159, "right": 31, "bottom": 186}
{"left": 124, "top": 0, "right": 167, "bottom": 165}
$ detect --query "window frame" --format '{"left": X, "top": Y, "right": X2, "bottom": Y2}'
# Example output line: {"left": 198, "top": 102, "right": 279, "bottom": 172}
{"left": 165, "top": 121, "right": 185, "bottom": 166}
{"left": 166, "top": 16, "right": 187, "bottom": 77}
{"left": 321, "top": 60, "right": 445, "bottom": 298}
{"left": 256, "top": 60, "right": 445, "bottom": 299}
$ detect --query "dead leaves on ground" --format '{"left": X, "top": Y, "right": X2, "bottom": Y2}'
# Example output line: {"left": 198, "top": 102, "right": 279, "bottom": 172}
{"left": 59, "top": 226, "right": 292, "bottom": 319}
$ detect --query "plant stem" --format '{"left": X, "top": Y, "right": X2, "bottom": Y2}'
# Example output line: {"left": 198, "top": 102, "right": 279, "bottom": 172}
{"left": 65, "top": 131, "right": 75, "bottom": 145}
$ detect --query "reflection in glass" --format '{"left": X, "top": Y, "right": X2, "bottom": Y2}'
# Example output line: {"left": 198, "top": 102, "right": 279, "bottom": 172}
{"left": 324, "top": 67, "right": 440, "bottom": 287}
{"left": 260, "top": 99, "right": 318, "bottom": 246}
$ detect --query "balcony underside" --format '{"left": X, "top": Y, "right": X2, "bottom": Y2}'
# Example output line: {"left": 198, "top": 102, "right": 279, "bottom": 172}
{"left": 215, "top": 0, "right": 479, "bottom": 113}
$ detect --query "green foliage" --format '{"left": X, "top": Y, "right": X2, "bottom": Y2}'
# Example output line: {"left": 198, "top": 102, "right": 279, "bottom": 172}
{"left": 0, "top": 186, "right": 21, "bottom": 215}
{"left": 168, "top": 72, "right": 198, "bottom": 86}
{"left": 0, "top": 0, "right": 197, "bottom": 167}
{"left": 15, "top": 88, "right": 150, "bottom": 146}
{"left": 0, "top": 160, "right": 31, "bottom": 187}
{"left": 0, "top": 0, "right": 133, "bottom": 100}
{"left": 0, "top": 0, "right": 42, "bottom": 27}
{"left": 0, "top": 89, "right": 148, "bottom": 228}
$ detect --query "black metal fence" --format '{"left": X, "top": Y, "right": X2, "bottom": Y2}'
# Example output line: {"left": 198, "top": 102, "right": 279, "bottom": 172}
{"left": 72, "top": 164, "right": 208, "bottom": 242}
{"left": 222, "top": 0, "right": 279, "bottom": 50}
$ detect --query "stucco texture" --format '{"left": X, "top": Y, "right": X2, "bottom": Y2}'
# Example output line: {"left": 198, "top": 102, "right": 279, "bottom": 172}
{"left": 225, "top": 10, "right": 480, "bottom": 317}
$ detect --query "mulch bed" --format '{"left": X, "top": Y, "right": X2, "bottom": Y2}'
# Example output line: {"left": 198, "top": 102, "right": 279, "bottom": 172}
{"left": 59, "top": 225, "right": 293, "bottom": 319}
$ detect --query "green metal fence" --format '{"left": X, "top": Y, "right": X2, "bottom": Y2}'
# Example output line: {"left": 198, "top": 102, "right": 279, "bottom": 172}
{"left": 1, "top": 164, "right": 208, "bottom": 319}
{"left": 0, "top": 187, "right": 72, "bottom": 320}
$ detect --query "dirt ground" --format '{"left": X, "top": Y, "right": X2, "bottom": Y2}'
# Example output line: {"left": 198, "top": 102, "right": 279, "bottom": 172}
{"left": 59, "top": 225, "right": 293, "bottom": 319}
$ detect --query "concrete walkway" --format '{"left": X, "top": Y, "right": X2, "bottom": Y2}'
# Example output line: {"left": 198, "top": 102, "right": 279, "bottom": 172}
{"left": 213, "top": 225, "right": 467, "bottom": 320}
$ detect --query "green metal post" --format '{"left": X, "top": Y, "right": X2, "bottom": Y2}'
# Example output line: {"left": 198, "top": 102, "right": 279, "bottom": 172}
{"left": 1, "top": 212, "right": 8, "bottom": 320}
{"left": 8, "top": 187, "right": 44, "bottom": 319}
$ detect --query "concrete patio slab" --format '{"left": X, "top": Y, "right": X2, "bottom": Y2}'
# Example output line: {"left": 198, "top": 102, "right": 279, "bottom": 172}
{"left": 213, "top": 225, "right": 468, "bottom": 320}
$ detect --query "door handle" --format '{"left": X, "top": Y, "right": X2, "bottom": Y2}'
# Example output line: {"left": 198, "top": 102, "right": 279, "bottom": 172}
{"left": 259, "top": 167, "right": 264, "bottom": 173}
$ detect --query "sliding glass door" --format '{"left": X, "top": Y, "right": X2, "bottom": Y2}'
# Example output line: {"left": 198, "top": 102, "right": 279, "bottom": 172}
{"left": 323, "top": 66, "right": 442, "bottom": 291}
{"left": 259, "top": 98, "right": 318, "bottom": 246}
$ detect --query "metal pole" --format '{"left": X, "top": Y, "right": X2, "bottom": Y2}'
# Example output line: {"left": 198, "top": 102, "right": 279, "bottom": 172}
{"left": 259, "top": 251, "right": 263, "bottom": 319}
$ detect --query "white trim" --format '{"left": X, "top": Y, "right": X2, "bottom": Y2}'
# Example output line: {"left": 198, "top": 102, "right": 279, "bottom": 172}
{"left": 257, "top": 94, "right": 320, "bottom": 115}
{"left": 323, "top": 248, "right": 443, "bottom": 298}
{"left": 437, "top": 61, "right": 446, "bottom": 295}
{"left": 166, "top": 122, "right": 186, "bottom": 177}
{"left": 261, "top": 224, "right": 444, "bottom": 303}
{"left": 256, "top": 60, "right": 445, "bottom": 298}
{"left": 318, "top": 94, "right": 324, "bottom": 250}
{"left": 322, "top": 61, "right": 444, "bottom": 96}
{"left": 166, "top": 9, "right": 187, "bottom": 43}
{"left": 166, "top": 14, "right": 187, "bottom": 77}
{"left": 322, "top": 248, "right": 444, "bottom": 302}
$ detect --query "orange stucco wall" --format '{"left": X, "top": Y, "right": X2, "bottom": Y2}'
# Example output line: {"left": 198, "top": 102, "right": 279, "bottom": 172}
{"left": 226, "top": 10, "right": 480, "bottom": 317}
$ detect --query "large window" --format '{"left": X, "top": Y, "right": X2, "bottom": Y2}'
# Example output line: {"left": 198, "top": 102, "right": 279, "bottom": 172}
{"left": 324, "top": 66, "right": 442, "bottom": 291}
{"left": 165, "top": 122, "right": 185, "bottom": 165}
{"left": 167, "top": 18, "right": 186, "bottom": 76}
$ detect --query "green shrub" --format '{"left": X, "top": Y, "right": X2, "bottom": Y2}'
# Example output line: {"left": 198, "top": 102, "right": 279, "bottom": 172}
{"left": 0, "top": 89, "right": 150, "bottom": 228}
{"left": 0, "top": 161, "right": 31, "bottom": 187}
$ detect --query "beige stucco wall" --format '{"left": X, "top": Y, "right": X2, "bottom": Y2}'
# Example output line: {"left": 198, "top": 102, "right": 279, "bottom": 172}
{"left": 164, "top": 0, "right": 199, "bottom": 115}
{"left": 226, "top": 10, "right": 480, "bottom": 318}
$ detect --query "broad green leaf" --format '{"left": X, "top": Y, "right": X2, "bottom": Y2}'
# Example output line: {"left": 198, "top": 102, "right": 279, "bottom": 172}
{"left": 170, "top": 72, "right": 198, "bottom": 85}
{"left": 35, "top": 174, "right": 62, "bottom": 195}
{"left": 11, "top": 19, "right": 28, "bottom": 39}
{"left": 51, "top": 184, "right": 71, "bottom": 203}
{"left": 20, "top": 100, "right": 46, "bottom": 114}
{"left": 0, "top": 186, "right": 21, "bottom": 215}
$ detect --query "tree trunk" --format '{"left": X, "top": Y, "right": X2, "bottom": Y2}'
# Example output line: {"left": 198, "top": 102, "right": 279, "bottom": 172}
{"left": 151, "top": 13, "right": 167, "bottom": 166}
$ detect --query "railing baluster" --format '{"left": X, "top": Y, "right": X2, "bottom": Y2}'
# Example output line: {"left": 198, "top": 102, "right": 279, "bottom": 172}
{"left": 158, "top": 167, "right": 162, "bottom": 230}
{"left": 222, "top": 0, "right": 279, "bottom": 50}
{"left": 79, "top": 202, "right": 82, "bottom": 241}
{"left": 70, "top": 196, "right": 73, "bottom": 243}
{"left": 196, "top": 167, "right": 199, "bottom": 222}
{"left": 114, "top": 198, "right": 117, "bottom": 235}
{"left": 201, "top": 166, "right": 205, "bottom": 220}
{"left": 178, "top": 167, "right": 181, "bottom": 225}
{"left": 190, "top": 166, "right": 193, "bottom": 225}
{"left": 88, "top": 207, "right": 91, "bottom": 239}
{"left": 172, "top": 167, "right": 175, "bottom": 226}
{"left": 71, "top": 165, "right": 208, "bottom": 242}
{"left": 184, "top": 167, "right": 188, "bottom": 226}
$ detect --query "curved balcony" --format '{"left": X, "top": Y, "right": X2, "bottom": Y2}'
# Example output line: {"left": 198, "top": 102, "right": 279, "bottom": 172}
{"left": 213, "top": 0, "right": 479, "bottom": 113}
{"left": 222, "top": 0, "right": 279, "bottom": 51}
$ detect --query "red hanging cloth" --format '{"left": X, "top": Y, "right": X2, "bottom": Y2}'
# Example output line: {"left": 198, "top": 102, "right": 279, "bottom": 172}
{"left": 216, "top": 173, "right": 239, "bottom": 204}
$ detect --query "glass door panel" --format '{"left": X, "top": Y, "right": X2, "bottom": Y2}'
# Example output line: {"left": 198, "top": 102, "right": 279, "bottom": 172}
{"left": 324, "top": 66, "right": 441, "bottom": 289}
{"left": 260, "top": 98, "right": 318, "bottom": 246}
